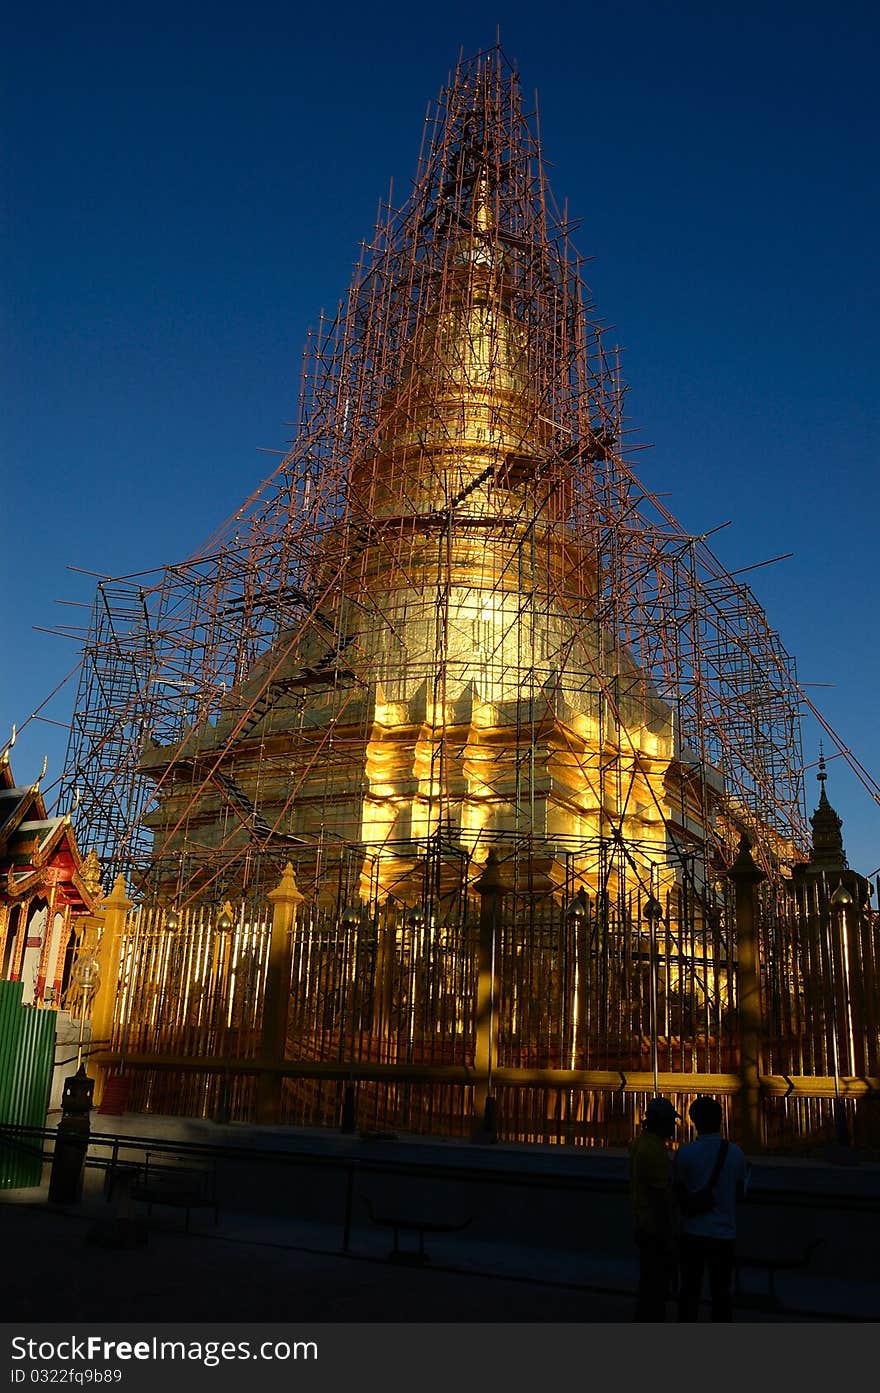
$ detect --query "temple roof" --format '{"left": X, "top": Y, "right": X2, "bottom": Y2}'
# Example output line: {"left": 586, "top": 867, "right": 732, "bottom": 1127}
{"left": 791, "top": 752, "right": 870, "bottom": 904}
{"left": 807, "top": 752, "right": 847, "bottom": 872}
{"left": 0, "top": 752, "right": 102, "bottom": 914}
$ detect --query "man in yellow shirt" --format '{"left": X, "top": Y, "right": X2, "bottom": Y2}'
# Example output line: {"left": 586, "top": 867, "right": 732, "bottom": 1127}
{"left": 629, "top": 1096, "right": 680, "bottom": 1320}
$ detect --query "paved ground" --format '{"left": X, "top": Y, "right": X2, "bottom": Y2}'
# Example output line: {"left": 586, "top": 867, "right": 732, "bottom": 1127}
{"left": 0, "top": 1182, "right": 821, "bottom": 1325}
{"left": 3, "top": 1114, "right": 877, "bottom": 1325}
{"left": 0, "top": 1197, "right": 626, "bottom": 1323}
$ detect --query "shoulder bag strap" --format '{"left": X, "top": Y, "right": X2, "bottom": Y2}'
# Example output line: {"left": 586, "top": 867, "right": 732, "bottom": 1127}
{"left": 706, "top": 1138, "right": 729, "bottom": 1192}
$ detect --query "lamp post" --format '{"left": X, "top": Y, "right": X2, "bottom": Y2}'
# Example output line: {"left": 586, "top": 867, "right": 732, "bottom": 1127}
{"left": 828, "top": 880, "right": 854, "bottom": 1147}
{"left": 340, "top": 905, "right": 361, "bottom": 1133}
{"left": 213, "top": 901, "right": 235, "bottom": 1124}
{"left": 474, "top": 852, "right": 502, "bottom": 1142}
{"left": 404, "top": 902, "right": 426, "bottom": 1061}
{"left": 564, "top": 889, "right": 588, "bottom": 1067}
{"left": 643, "top": 893, "right": 663, "bottom": 1098}
{"left": 71, "top": 955, "right": 101, "bottom": 1071}
{"left": 50, "top": 955, "right": 99, "bottom": 1205}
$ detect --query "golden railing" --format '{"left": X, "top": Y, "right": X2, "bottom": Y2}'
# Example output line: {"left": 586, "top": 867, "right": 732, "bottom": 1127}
{"left": 84, "top": 855, "right": 880, "bottom": 1152}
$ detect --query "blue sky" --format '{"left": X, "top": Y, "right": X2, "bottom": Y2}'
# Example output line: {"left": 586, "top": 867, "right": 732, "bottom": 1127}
{"left": 3, "top": 1, "right": 878, "bottom": 873}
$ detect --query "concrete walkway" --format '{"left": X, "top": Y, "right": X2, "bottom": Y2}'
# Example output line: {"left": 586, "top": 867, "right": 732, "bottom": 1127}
{"left": 2, "top": 1113, "right": 877, "bottom": 1323}
{"left": 0, "top": 1185, "right": 808, "bottom": 1324}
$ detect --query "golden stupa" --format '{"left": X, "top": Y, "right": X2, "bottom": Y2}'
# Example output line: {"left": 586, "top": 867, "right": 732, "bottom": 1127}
{"left": 140, "top": 163, "right": 691, "bottom": 909}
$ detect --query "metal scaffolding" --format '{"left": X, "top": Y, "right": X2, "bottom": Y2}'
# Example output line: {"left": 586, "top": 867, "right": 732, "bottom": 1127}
{"left": 60, "top": 46, "right": 811, "bottom": 913}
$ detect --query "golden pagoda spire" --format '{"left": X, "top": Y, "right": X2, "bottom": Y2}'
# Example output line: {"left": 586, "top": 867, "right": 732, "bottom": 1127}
{"left": 472, "top": 168, "right": 494, "bottom": 235}
{"left": 351, "top": 155, "right": 543, "bottom": 529}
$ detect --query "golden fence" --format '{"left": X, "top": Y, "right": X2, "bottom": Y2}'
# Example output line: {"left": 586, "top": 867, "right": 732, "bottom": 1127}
{"left": 87, "top": 862, "right": 880, "bottom": 1152}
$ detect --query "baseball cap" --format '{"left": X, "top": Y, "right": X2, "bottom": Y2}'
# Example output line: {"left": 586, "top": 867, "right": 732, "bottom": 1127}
{"left": 644, "top": 1097, "right": 681, "bottom": 1123}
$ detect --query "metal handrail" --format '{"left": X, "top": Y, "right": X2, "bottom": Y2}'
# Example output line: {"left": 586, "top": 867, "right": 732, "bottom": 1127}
{"left": 1, "top": 1120, "right": 877, "bottom": 1216}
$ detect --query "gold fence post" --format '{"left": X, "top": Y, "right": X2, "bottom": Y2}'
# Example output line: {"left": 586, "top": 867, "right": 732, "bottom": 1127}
{"left": 89, "top": 874, "right": 132, "bottom": 1101}
{"left": 257, "top": 863, "right": 303, "bottom": 1124}
{"left": 726, "top": 835, "right": 766, "bottom": 1155}
{"left": 473, "top": 850, "right": 503, "bottom": 1142}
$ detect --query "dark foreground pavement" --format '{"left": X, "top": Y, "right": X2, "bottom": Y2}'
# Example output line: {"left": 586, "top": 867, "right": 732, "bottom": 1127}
{"left": 0, "top": 1188, "right": 815, "bottom": 1325}
{"left": 0, "top": 1194, "right": 641, "bottom": 1323}
{"left": 4, "top": 1113, "right": 878, "bottom": 1325}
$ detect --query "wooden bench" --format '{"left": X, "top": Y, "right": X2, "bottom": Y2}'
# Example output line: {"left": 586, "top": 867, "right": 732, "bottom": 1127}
{"left": 735, "top": 1239, "right": 823, "bottom": 1309}
{"left": 361, "top": 1194, "right": 471, "bottom": 1265}
{"left": 120, "top": 1153, "right": 220, "bottom": 1231}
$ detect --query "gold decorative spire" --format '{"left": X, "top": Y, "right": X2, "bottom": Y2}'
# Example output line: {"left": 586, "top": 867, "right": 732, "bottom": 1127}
{"left": 472, "top": 168, "right": 494, "bottom": 235}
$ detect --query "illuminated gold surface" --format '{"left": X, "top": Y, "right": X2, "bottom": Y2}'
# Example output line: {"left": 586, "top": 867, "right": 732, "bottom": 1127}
{"left": 143, "top": 177, "right": 679, "bottom": 905}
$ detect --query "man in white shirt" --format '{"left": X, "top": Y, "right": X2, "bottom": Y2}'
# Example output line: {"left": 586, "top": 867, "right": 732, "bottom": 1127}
{"left": 673, "top": 1095, "right": 748, "bottom": 1321}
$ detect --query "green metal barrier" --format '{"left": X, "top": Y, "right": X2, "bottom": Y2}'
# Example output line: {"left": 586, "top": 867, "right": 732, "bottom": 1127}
{"left": 0, "top": 980, "right": 57, "bottom": 1187}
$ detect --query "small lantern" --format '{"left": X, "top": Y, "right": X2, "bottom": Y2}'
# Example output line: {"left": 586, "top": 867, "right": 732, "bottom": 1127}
{"left": 72, "top": 955, "right": 101, "bottom": 995}
{"left": 643, "top": 895, "right": 663, "bottom": 922}
{"left": 830, "top": 882, "right": 854, "bottom": 910}
{"left": 564, "top": 889, "right": 588, "bottom": 927}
